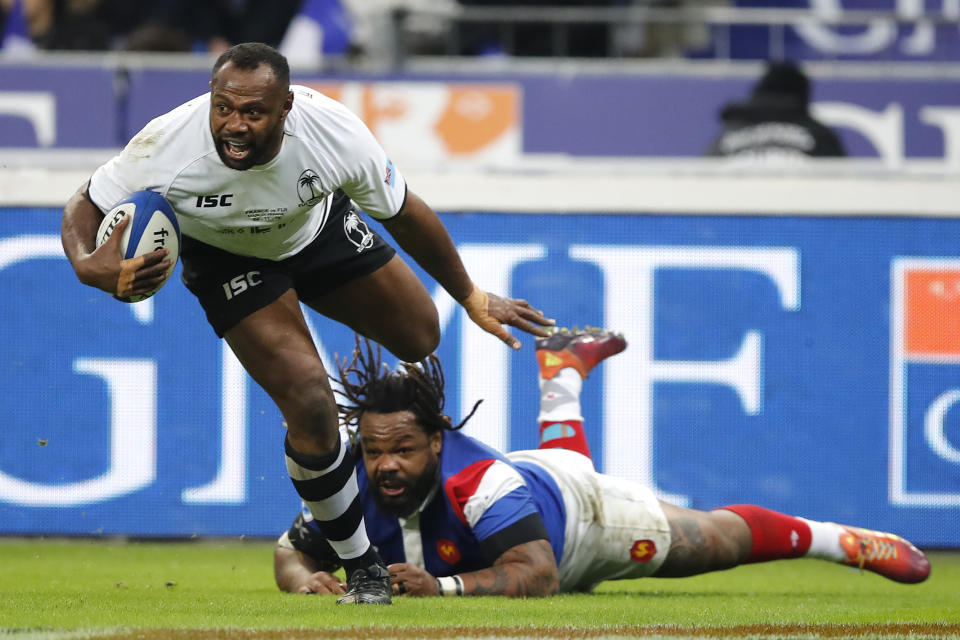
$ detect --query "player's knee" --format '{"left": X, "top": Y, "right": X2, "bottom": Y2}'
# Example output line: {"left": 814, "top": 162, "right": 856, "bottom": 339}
{"left": 413, "top": 323, "right": 441, "bottom": 360}
{"left": 705, "top": 511, "right": 751, "bottom": 568}
{"left": 711, "top": 532, "right": 746, "bottom": 569}
{"left": 390, "top": 320, "right": 440, "bottom": 363}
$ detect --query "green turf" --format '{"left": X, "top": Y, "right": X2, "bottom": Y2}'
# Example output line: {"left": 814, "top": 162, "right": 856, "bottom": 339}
{"left": 0, "top": 538, "right": 957, "bottom": 634}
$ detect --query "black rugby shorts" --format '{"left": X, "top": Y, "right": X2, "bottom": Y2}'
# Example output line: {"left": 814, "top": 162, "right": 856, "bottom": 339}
{"left": 180, "top": 205, "right": 396, "bottom": 337}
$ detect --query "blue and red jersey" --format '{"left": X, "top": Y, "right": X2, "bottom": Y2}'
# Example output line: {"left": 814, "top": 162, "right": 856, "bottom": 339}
{"left": 284, "top": 429, "right": 567, "bottom": 576}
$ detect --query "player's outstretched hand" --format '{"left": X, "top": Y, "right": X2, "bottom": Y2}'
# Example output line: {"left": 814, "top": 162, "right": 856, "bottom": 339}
{"left": 387, "top": 562, "right": 438, "bottom": 597}
{"left": 295, "top": 571, "right": 346, "bottom": 595}
{"left": 79, "top": 215, "right": 171, "bottom": 297}
{"left": 461, "top": 287, "right": 556, "bottom": 350}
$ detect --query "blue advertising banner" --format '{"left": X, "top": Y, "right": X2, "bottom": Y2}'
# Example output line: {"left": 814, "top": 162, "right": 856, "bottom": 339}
{"left": 1, "top": 208, "right": 958, "bottom": 546}
{"left": 2, "top": 64, "right": 958, "bottom": 165}
{"left": 121, "top": 70, "right": 960, "bottom": 161}
{"left": 729, "top": 0, "right": 960, "bottom": 62}
{"left": 0, "top": 67, "right": 117, "bottom": 147}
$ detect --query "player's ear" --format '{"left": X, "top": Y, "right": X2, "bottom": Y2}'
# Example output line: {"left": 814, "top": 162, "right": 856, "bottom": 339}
{"left": 430, "top": 431, "right": 442, "bottom": 456}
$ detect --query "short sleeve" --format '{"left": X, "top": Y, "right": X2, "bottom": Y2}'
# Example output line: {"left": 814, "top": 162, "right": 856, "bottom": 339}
{"left": 335, "top": 114, "right": 407, "bottom": 220}
{"left": 88, "top": 120, "right": 172, "bottom": 213}
{"left": 444, "top": 459, "right": 547, "bottom": 561}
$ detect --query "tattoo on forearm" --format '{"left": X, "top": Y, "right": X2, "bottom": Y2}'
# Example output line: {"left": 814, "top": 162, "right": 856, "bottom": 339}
{"left": 460, "top": 539, "right": 558, "bottom": 597}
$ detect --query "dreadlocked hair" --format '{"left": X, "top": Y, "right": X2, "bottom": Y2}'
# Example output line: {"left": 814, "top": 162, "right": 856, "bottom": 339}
{"left": 334, "top": 336, "right": 483, "bottom": 444}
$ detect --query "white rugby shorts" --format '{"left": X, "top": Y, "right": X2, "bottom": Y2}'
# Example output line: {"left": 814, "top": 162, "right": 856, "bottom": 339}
{"left": 506, "top": 448, "right": 671, "bottom": 592}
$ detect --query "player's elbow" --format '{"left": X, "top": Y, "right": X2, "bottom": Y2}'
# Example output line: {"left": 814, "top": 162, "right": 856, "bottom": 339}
{"left": 273, "top": 546, "right": 301, "bottom": 593}
{"left": 498, "top": 538, "right": 560, "bottom": 597}
{"left": 523, "top": 560, "right": 559, "bottom": 598}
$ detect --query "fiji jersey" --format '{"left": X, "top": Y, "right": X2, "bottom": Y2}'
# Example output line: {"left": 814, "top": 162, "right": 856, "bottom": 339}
{"left": 282, "top": 430, "right": 568, "bottom": 578}
{"left": 88, "top": 85, "right": 406, "bottom": 260}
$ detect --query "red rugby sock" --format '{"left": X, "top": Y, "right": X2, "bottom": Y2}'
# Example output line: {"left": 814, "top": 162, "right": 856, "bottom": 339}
{"left": 538, "top": 420, "right": 591, "bottom": 459}
{"left": 717, "top": 504, "right": 812, "bottom": 562}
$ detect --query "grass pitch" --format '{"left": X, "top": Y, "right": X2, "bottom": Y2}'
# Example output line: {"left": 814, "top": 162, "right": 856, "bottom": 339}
{"left": 0, "top": 538, "right": 957, "bottom": 639}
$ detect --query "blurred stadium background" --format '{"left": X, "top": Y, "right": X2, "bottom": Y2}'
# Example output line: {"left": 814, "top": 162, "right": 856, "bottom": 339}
{"left": 1, "top": 0, "right": 958, "bottom": 553}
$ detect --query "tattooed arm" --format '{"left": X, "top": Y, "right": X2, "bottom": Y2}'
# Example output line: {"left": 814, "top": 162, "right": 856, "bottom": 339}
{"left": 461, "top": 539, "right": 559, "bottom": 597}
{"left": 387, "top": 539, "right": 559, "bottom": 597}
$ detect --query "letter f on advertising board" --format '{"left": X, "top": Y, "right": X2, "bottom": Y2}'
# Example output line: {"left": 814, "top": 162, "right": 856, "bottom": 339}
{"left": 571, "top": 245, "right": 800, "bottom": 507}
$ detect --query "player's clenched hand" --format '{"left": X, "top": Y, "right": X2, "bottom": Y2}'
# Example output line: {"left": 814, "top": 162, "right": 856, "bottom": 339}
{"left": 295, "top": 571, "right": 346, "bottom": 595}
{"left": 78, "top": 215, "right": 171, "bottom": 297}
{"left": 460, "top": 287, "right": 555, "bottom": 350}
{"left": 387, "top": 562, "right": 438, "bottom": 597}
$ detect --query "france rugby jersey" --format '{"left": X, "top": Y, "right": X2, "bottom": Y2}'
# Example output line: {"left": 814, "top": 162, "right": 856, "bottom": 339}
{"left": 283, "top": 430, "right": 567, "bottom": 577}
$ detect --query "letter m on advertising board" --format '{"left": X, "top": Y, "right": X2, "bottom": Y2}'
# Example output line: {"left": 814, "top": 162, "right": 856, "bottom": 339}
{"left": 890, "top": 259, "right": 960, "bottom": 506}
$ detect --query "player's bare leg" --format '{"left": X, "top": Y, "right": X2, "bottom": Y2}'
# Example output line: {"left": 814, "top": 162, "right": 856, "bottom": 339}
{"left": 224, "top": 290, "right": 337, "bottom": 455}
{"left": 535, "top": 327, "right": 627, "bottom": 459}
{"left": 656, "top": 503, "right": 930, "bottom": 583}
{"left": 655, "top": 504, "right": 751, "bottom": 576}
{"left": 303, "top": 254, "right": 440, "bottom": 362}
{"left": 225, "top": 290, "right": 391, "bottom": 604}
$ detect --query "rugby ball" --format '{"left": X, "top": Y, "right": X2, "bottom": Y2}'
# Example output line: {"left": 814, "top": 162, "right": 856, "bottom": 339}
{"left": 96, "top": 190, "right": 181, "bottom": 303}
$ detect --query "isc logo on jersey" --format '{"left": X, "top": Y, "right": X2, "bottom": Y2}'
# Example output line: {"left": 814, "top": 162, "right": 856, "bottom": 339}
{"left": 96, "top": 190, "right": 182, "bottom": 303}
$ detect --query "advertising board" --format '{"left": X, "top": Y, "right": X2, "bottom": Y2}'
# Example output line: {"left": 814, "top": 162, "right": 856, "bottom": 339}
{"left": 3, "top": 66, "right": 960, "bottom": 167}
{"left": 1, "top": 207, "right": 957, "bottom": 545}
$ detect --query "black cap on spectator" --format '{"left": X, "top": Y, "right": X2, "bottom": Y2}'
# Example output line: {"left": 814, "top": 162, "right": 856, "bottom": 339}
{"left": 752, "top": 61, "right": 810, "bottom": 106}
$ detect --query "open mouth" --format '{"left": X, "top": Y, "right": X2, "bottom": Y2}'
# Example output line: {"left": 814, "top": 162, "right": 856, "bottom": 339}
{"left": 378, "top": 482, "right": 406, "bottom": 498}
{"left": 223, "top": 140, "right": 251, "bottom": 161}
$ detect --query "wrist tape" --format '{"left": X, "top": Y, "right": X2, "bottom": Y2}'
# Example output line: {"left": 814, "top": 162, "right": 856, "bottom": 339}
{"left": 436, "top": 575, "right": 464, "bottom": 596}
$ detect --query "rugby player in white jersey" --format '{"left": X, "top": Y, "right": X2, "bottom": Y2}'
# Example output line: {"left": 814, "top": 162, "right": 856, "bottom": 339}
{"left": 274, "top": 329, "right": 930, "bottom": 597}
{"left": 60, "top": 42, "right": 554, "bottom": 605}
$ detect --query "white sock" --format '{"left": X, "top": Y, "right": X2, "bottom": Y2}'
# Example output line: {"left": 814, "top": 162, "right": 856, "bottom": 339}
{"left": 537, "top": 367, "right": 583, "bottom": 423}
{"left": 285, "top": 438, "right": 371, "bottom": 563}
{"left": 800, "top": 518, "right": 847, "bottom": 561}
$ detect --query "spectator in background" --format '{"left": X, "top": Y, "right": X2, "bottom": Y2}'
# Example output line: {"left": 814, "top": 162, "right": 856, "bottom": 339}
{"left": 456, "top": 0, "right": 623, "bottom": 58}
{"left": 279, "top": 0, "right": 356, "bottom": 67}
{"left": 0, "top": 0, "right": 301, "bottom": 53}
{"left": 8, "top": 0, "right": 142, "bottom": 51}
{"left": 321, "top": 0, "right": 457, "bottom": 64}
{"left": 0, "top": 0, "right": 75, "bottom": 51}
{"left": 706, "top": 61, "right": 846, "bottom": 159}
{"left": 0, "top": 0, "right": 35, "bottom": 52}
{"left": 630, "top": 0, "right": 730, "bottom": 59}
{"left": 124, "top": 0, "right": 303, "bottom": 53}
